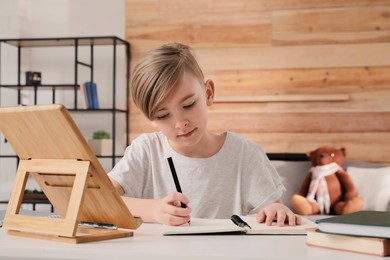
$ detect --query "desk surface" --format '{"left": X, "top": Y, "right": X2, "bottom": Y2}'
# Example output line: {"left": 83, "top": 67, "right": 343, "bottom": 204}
{"left": 0, "top": 223, "right": 381, "bottom": 260}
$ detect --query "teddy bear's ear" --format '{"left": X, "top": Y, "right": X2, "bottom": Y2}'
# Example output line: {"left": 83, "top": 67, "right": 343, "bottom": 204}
{"left": 340, "top": 147, "right": 347, "bottom": 156}
{"left": 307, "top": 149, "right": 315, "bottom": 158}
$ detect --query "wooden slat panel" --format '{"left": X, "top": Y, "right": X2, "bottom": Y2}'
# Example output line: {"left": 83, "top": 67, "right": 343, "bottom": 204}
{"left": 272, "top": 5, "right": 390, "bottom": 46}
{"left": 212, "top": 66, "right": 390, "bottom": 114}
{"left": 126, "top": 24, "right": 271, "bottom": 48}
{"left": 209, "top": 98, "right": 390, "bottom": 113}
{"left": 214, "top": 94, "right": 349, "bottom": 103}
{"left": 215, "top": 67, "right": 390, "bottom": 92}
{"left": 195, "top": 44, "right": 390, "bottom": 71}
{"left": 130, "top": 43, "right": 390, "bottom": 69}
{"left": 126, "top": 9, "right": 269, "bottom": 26}
{"left": 156, "top": 0, "right": 390, "bottom": 13}
{"left": 130, "top": 43, "right": 390, "bottom": 71}
{"left": 273, "top": 6, "right": 390, "bottom": 33}
{"left": 214, "top": 86, "right": 390, "bottom": 99}
{"left": 125, "top": 0, "right": 159, "bottom": 16}
{"left": 207, "top": 112, "right": 390, "bottom": 133}
{"left": 273, "top": 30, "right": 390, "bottom": 46}
{"left": 126, "top": 9, "right": 271, "bottom": 50}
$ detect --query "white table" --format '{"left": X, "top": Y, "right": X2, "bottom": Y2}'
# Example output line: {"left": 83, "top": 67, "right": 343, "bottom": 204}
{"left": 0, "top": 223, "right": 380, "bottom": 260}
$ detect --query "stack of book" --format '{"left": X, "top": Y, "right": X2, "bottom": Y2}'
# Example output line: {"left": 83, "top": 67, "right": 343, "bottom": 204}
{"left": 80, "top": 81, "right": 100, "bottom": 109}
{"left": 306, "top": 210, "right": 390, "bottom": 256}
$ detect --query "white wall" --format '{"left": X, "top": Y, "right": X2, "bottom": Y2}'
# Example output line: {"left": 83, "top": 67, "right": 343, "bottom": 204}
{"left": 0, "top": 0, "right": 126, "bottom": 210}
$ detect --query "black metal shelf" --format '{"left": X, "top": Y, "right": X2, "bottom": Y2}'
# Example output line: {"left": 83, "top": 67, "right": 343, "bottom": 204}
{"left": 0, "top": 36, "right": 131, "bottom": 169}
{"left": 69, "top": 108, "right": 128, "bottom": 113}
{"left": 0, "top": 154, "right": 125, "bottom": 159}
{"left": 0, "top": 155, "right": 18, "bottom": 158}
{"left": 0, "top": 36, "right": 128, "bottom": 48}
{"left": 0, "top": 84, "right": 80, "bottom": 90}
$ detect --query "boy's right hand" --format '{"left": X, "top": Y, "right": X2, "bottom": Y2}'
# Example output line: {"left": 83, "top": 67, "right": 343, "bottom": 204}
{"left": 154, "top": 192, "right": 191, "bottom": 226}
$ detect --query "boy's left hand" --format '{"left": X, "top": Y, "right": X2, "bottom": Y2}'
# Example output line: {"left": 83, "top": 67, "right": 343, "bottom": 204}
{"left": 256, "top": 202, "right": 302, "bottom": 227}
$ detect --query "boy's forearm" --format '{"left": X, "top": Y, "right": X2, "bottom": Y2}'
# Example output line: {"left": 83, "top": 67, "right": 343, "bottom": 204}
{"left": 108, "top": 177, "right": 159, "bottom": 223}
{"left": 120, "top": 196, "right": 158, "bottom": 223}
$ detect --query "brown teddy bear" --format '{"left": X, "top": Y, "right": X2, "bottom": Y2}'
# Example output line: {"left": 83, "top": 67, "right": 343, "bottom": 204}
{"left": 290, "top": 146, "right": 363, "bottom": 215}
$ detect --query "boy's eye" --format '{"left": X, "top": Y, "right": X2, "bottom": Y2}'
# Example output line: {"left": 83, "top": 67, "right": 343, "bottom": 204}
{"left": 156, "top": 114, "right": 169, "bottom": 120}
{"left": 183, "top": 101, "right": 195, "bottom": 109}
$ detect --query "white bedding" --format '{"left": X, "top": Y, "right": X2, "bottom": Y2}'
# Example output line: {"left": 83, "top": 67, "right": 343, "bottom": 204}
{"left": 271, "top": 160, "right": 389, "bottom": 213}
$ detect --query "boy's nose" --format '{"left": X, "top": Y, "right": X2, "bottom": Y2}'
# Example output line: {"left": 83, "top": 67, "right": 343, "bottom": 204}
{"left": 176, "top": 119, "right": 189, "bottom": 128}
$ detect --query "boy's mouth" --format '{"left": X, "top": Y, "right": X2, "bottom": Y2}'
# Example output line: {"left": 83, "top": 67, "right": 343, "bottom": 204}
{"left": 178, "top": 128, "right": 196, "bottom": 138}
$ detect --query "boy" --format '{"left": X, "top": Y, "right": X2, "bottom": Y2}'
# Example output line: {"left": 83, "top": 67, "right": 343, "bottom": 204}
{"left": 108, "top": 42, "right": 301, "bottom": 227}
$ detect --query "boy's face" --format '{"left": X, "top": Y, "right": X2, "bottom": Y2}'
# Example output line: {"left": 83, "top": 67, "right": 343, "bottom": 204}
{"left": 151, "top": 71, "right": 214, "bottom": 153}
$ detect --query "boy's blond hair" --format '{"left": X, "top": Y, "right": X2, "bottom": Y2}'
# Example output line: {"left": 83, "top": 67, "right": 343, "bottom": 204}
{"left": 131, "top": 42, "right": 205, "bottom": 120}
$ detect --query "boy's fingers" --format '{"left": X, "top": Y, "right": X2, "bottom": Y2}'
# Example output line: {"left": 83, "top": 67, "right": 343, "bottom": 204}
{"left": 166, "top": 192, "right": 189, "bottom": 207}
{"left": 163, "top": 214, "right": 191, "bottom": 226}
{"left": 294, "top": 215, "right": 302, "bottom": 225}
{"left": 167, "top": 204, "right": 192, "bottom": 216}
{"left": 276, "top": 212, "right": 286, "bottom": 226}
{"left": 256, "top": 210, "right": 266, "bottom": 223}
{"left": 265, "top": 210, "right": 276, "bottom": 226}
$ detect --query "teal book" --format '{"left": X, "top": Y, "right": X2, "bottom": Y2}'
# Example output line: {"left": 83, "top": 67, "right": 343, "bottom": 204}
{"left": 90, "top": 82, "right": 99, "bottom": 109}
{"left": 84, "top": 82, "right": 93, "bottom": 109}
{"left": 316, "top": 210, "right": 390, "bottom": 239}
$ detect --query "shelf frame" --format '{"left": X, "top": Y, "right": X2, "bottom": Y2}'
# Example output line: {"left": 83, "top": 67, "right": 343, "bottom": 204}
{"left": 0, "top": 36, "right": 130, "bottom": 168}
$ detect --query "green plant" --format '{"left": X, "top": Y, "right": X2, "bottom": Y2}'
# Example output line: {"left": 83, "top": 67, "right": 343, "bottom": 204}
{"left": 92, "top": 130, "right": 111, "bottom": 139}
{"left": 24, "top": 189, "right": 43, "bottom": 194}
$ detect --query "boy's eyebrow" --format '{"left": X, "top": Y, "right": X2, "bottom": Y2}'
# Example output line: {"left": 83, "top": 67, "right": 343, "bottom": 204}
{"left": 156, "top": 93, "right": 195, "bottom": 112}
{"left": 180, "top": 93, "right": 195, "bottom": 102}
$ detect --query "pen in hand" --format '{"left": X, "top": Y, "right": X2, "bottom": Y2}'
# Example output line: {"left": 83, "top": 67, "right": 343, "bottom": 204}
{"left": 167, "top": 157, "right": 187, "bottom": 208}
{"left": 167, "top": 157, "right": 190, "bottom": 225}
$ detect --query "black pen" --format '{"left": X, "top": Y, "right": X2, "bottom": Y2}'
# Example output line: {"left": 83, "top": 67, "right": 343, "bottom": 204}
{"left": 167, "top": 157, "right": 190, "bottom": 225}
{"left": 79, "top": 221, "right": 118, "bottom": 230}
{"left": 231, "top": 215, "right": 252, "bottom": 229}
{"left": 167, "top": 157, "right": 187, "bottom": 208}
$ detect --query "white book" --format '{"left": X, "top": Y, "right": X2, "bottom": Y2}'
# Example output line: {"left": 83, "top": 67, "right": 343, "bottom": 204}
{"left": 306, "top": 228, "right": 390, "bottom": 256}
{"left": 79, "top": 82, "right": 88, "bottom": 109}
{"left": 162, "top": 216, "right": 317, "bottom": 235}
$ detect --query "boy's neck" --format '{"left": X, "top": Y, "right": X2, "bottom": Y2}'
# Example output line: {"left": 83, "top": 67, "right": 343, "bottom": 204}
{"left": 170, "top": 132, "right": 226, "bottom": 158}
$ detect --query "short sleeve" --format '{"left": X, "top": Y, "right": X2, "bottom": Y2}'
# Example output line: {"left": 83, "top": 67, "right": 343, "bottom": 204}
{"left": 107, "top": 135, "right": 152, "bottom": 198}
{"left": 242, "top": 145, "right": 285, "bottom": 215}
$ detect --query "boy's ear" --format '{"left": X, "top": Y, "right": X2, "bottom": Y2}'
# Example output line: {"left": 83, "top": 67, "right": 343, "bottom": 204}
{"left": 205, "top": 79, "right": 215, "bottom": 106}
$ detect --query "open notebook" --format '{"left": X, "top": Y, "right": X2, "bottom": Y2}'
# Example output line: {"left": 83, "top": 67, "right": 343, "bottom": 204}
{"left": 162, "top": 216, "right": 318, "bottom": 235}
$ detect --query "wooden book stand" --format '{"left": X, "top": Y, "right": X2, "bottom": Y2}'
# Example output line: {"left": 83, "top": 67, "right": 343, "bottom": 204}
{"left": 0, "top": 104, "right": 142, "bottom": 243}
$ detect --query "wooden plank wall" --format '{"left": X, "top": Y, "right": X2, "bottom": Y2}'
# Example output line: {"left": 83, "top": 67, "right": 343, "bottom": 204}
{"left": 125, "top": 0, "right": 390, "bottom": 164}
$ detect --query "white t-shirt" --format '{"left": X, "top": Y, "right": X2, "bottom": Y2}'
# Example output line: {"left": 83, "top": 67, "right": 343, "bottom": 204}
{"left": 108, "top": 132, "right": 285, "bottom": 219}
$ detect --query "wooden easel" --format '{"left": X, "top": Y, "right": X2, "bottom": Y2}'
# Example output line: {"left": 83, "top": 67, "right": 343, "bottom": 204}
{"left": 0, "top": 105, "right": 142, "bottom": 243}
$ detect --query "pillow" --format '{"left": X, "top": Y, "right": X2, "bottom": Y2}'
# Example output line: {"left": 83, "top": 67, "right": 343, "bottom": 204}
{"left": 347, "top": 166, "right": 390, "bottom": 212}
{"left": 271, "top": 161, "right": 312, "bottom": 209}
